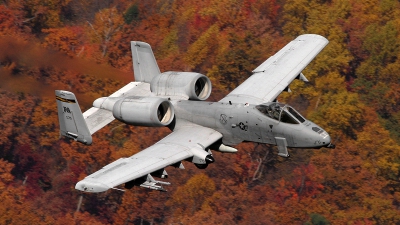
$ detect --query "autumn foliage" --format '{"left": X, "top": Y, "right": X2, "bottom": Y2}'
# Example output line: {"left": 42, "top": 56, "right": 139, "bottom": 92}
{"left": 0, "top": 0, "right": 400, "bottom": 224}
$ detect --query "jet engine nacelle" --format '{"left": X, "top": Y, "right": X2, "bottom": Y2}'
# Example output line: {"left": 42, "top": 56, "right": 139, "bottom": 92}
{"left": 112, "top": 96, "right": 174, "bottom": 127}
{"left": 150, "top": 72, "right": 212, "bottom": 100}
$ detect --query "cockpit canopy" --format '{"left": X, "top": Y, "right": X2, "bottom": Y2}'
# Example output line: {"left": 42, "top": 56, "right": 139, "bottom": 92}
{"left": 256, "top": 102, "right": 306, "bottom": 124}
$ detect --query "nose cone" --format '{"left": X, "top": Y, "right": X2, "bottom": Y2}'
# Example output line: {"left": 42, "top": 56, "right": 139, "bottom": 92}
{"left": 325, "top": 133, "right": 332, "bottom": 144}
{"left": 75, "top": 180, "right": 110, "bottom": 193}
{"left": 325, "top": 134, "right": 336, "bottom": 149}
{"left": 309, "top": 124, "right": 334, "bottom": 148}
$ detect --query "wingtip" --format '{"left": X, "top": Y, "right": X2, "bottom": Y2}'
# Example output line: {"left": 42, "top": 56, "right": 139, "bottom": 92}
{"left": 75, "top": 180, "right": 110, "bottom": 193}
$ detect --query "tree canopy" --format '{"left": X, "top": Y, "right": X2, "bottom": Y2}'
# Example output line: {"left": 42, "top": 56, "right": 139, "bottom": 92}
{"left": 0, "top": 0, "right": 399, "bottom": 224}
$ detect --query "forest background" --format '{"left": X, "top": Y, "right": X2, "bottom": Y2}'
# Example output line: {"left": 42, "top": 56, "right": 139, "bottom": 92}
{"left": 0, "top": 0, "right": 399, "bottom": 224}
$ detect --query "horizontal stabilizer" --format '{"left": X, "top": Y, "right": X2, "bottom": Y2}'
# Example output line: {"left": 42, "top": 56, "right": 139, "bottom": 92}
{"left": 56, "top": 90, "right": 92, "bottom": 145}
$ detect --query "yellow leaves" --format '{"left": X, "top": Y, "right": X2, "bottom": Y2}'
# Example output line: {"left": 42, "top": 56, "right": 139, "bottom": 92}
{"left": 157, "top": 29, "right": 179, "bottom": 58}
{"left": 184, "top": 24, "right": 219, "bottom": 69}
{"left": 350, "top": 0, "right": 382, "bottom": 27}
{"left": 281, "top": 0, "right": 310, "bottom": 36}
{"left": 175, "top": 1, "right": 197, "bottom": 23}
{"left": 340, "top": 196, "right": 400, "bottom": 224}
{"left": 315, "top": 35, "right": 352, "bottom": 75}
{"left": 205, "top": 0, "right": 245, "bottom": 27}
{"left": 21, "top": 0, "right": 72, "bottom": 29}
{"left": 87, "top": 7, "right": 124, "bottom": 57}
{"left": 354, "top": 116, "right": 400, "bottom": 177}
{"left": 307, "top": 88, "right": 365, "bottom": 141}
{"left": 44, "top": 9, "right": 62, "bottom": 28}
{"left": 282, "top": 71, "right": 347, "bottom": 104}
{"left": 314, "top": 72, "right": 346, "bottom": 95}
{"left": 166, "top": 173, "right": 216, "bottom": 218}
{"left": 111, "top": 136, "right": 141, "bottom": 160}
{"left": 283, "top": 0, "right": 353, "bottom": 78}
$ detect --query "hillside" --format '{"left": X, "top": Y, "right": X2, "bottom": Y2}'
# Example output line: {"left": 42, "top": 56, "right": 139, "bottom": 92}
{"left": 0, "top": 0, "right": 399, "bottom": 224}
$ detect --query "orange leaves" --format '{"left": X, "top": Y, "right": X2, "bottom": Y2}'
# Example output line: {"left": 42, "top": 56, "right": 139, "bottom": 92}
{"left": 292, "top": 165, "right": 324, "bottom": 197}
{"left": 1, "top": 0, "right": 400, "bottom": 224}
{"left": 273, "top": 164, "right": 324, "bottom": 205}
{"left": 42, "top": 27, "right": 84, "bottom": 57}
{"left": 0, "top": 159, "right": 15, "bottom": 187}
{"left": 19, "top": 0, "right": 72, "bottom": 30}
{"left": 87, "top": 7, "right": 124, "bottom": 57}
{"left": 32, "top": 97, "right": 59, "bottom": 147}
{"left": 0, "top": 91, "right": 37, "bottom": 156}
{"left": 0, "top": 4, "right": 24, "bottom": 35}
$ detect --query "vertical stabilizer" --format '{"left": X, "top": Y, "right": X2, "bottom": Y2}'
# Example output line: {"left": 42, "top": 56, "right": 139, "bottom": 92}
{"left": 56, "top": 90, "right": 92, "bottom": 145}
{"left": 131, "top": 41, "right": 161, "bottom": 83}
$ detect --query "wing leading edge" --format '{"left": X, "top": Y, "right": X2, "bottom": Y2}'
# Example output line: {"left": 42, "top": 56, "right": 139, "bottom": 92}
{"left": 220, "top": 34, "right": 329, "bottom": 105}
{"left": 75, "top": 124, "right": 222, "bottom": 192}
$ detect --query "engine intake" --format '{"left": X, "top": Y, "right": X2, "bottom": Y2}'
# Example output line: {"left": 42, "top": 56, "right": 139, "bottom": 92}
{"left": 150, "top": 72, "right": 212, "bottom": 100}
{"left": 112, "top": 96, "right": 174, "bottom": 127}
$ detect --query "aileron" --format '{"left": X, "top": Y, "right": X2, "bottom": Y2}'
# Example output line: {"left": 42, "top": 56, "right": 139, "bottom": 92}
{"left": 220, "top": 34, "right": 328, "bottom": 104}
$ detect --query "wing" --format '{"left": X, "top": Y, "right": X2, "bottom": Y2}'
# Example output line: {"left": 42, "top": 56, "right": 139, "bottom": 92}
{"left": 219, "top": 34, "right": 329, "bottom": 105}
{"left": 83, "top": 82, "right": 152, "bottom": 134}
{"left": 75, "top": 124, "right": 222, "bottom": 192}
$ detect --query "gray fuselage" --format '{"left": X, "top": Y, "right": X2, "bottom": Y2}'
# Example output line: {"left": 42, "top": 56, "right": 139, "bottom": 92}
{"left": 173, "top": 100, "right": 331, "bottom": 149}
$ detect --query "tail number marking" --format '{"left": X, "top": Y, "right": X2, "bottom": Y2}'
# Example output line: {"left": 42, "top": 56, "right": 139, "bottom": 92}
{"left": 63, "top": 107, "right": 71, "bottom": 113}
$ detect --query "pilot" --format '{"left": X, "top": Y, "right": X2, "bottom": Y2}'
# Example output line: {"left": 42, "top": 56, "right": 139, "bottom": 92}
{"left": 273, "top": 105, "right": 281, "bottom": 120}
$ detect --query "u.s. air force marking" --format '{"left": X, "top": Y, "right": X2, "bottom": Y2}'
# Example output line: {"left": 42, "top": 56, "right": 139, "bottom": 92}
{"left": 238, "top": 122, "right": 248, "bottom": 131}
{"left": 220, "top": 114, "right": 227, "bottom": 124}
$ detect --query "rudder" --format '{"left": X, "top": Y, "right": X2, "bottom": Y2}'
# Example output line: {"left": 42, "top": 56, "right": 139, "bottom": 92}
{"left": 56, "top": 90, "right": 92, "bottom": 145}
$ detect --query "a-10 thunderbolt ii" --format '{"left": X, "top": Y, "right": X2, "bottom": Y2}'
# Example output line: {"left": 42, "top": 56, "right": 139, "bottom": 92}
{"left": 56, "top": 34, "right": 335, "bottom": 193}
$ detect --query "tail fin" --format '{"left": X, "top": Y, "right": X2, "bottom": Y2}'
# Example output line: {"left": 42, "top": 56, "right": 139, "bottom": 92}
{"left": 131, "top": 41, "right": 161, "bottom": 83}
{"left": 55, "top": 90, "right": 92, "bottom": 145}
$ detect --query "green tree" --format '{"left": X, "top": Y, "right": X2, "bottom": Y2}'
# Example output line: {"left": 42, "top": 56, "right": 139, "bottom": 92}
{"left": 305, "top": 213, "right": 330, "bottom": 225}
{"left": 124, "top": 4, "right": 139, "bottom": 24}
{"left": 353, "top": 21, "right": 400, "bottom": 116}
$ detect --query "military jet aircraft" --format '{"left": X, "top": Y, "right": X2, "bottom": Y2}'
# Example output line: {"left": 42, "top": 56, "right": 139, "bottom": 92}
{"left": 56, "top": 34, "right": 335, "bottom": 193}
